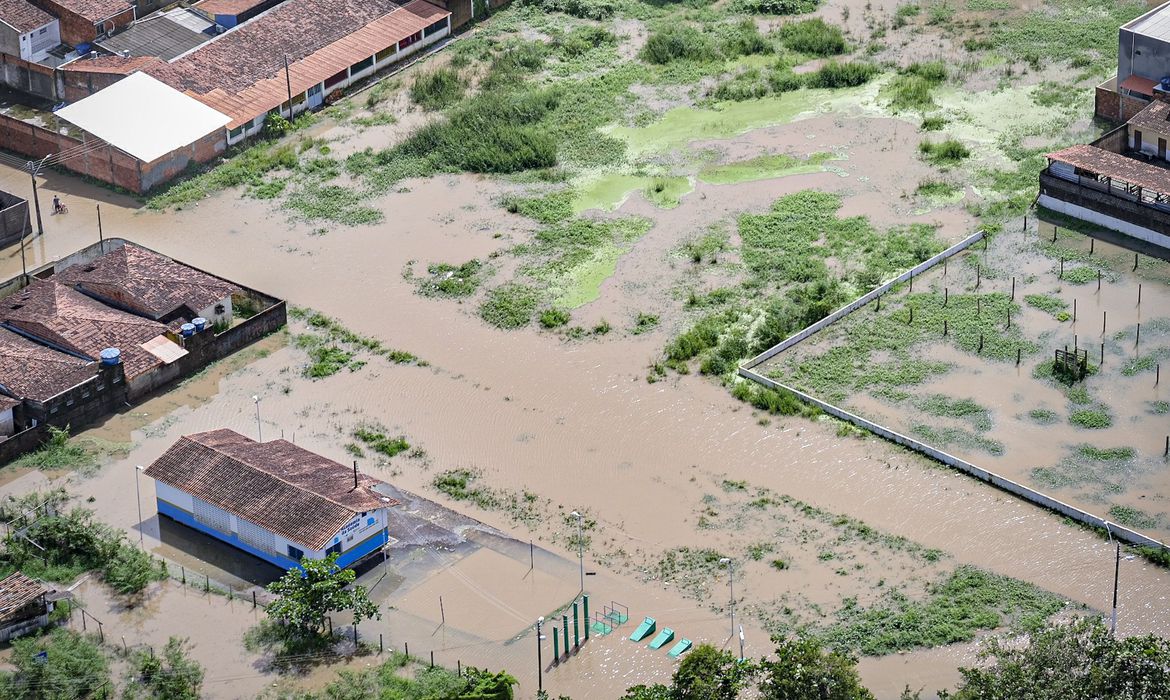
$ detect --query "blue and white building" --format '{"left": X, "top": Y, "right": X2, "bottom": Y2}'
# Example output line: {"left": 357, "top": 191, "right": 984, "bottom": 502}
{"left": 144, "top": 428, "right": 397, "bottom": 570}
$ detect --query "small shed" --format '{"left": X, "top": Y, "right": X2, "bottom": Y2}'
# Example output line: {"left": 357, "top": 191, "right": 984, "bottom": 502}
{"left": 0, "top": 572, "right": 54, "bottom": 642}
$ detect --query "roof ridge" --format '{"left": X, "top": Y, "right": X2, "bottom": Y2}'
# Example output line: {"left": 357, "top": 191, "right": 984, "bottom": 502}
{"left": 189, "top": 432, "right": 377, "bottom": 515}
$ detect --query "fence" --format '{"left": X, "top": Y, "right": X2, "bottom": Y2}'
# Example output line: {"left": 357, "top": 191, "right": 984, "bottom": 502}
{"left": 738, "top": 229, "right": 1169, "bottom": 552}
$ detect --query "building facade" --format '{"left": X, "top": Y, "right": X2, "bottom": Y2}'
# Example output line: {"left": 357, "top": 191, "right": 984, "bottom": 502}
{"left": 145, "top": 430, "right": 398, "bottom": 570}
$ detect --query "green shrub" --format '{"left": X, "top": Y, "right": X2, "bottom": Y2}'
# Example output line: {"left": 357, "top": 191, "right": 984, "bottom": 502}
{"left": 886, "top": 61, "right": 948, "bottom": 111}
{"left": 731, "top": 0, "right": 820, "bottom": 14}
{"left": 353, "top": 427, "right": 410, "bottom": 457}
{"left": 553, "top": 25, "right": 618, "bottom": 57}
{"left": 777, "top": 18, "right": 847, "bottom": 56}
{"left": 919, "top": 137, "right": 970, "bottom": 166}
{"left": 767, "top": 67, "right": 805, "bottom": 92}
{"left": 712, "top": 69, "right": 771, "bottom": 101}
{"left": 920, "top": 115, "right": 947, "bottom": 131}
{"left": 632, "top": 312, "right": 660, "bottom": 335}
{"left": 1068, "top": 408, "right": 1111, "bottom": 429}
{"left": 518, "top": 0, "right": 618, "bottom": 19}
{"left": 540, "top": 308, "right": 571, "bottom": 328}
{"left": 804, "top": 61, "right": 879, "bottom": 88}
{"left": 409, "top": 67, "right": 466, "bottom": 110}
{"left": 641, "top": 25, "right": 717, "bottom": 64}
{"left": 720, "top": 18, "right": 774, "bottom": 57}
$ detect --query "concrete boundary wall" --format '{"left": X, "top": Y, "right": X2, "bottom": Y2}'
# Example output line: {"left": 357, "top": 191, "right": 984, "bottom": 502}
{"left": 737, "top": 230, "right": 1168, "bottom": 551}
{"left": 744, "top": 230, "right": 987, "bottom": 370}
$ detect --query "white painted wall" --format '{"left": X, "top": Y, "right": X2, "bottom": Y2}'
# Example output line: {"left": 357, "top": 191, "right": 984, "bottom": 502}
{"left": 1038, "top": 193, "right": 1170, "bottom": 249}
{"left": 196, "top": 296, "right": 233, "bottom": 327}
{"left": 0, "top": 406, "right": 13, "bottom": 436}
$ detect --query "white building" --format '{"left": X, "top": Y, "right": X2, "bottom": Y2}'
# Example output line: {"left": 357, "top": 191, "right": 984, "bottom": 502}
{"left": 0, "top": 0, "right": 60, "bottom": 62}
{"left": 144, "top": 429, "right": 397, "bottom": 570}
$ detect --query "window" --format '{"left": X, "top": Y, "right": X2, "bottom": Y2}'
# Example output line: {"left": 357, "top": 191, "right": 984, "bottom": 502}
{"left": 326, "top": 542, "right": 342, "bottom": 555}
{"left": 351, "top": 56, "right": 374, "bottom": 74}
{"left": 288, "top": 545, "right": 304, "bottom": 561}
{"left": 399, "top": 31, "right": 422, "bottom": 50}
{"left": 39, "top": 27, "right": 47, "bottom": 35}
{"left": 424, "top": 19, "right": 447, "bottom": 37}
{"left": 376, "top": 46, "right": 395, "bottom": 62}
{"left": 228, "top": 126, "right": 244, "bottom": 139}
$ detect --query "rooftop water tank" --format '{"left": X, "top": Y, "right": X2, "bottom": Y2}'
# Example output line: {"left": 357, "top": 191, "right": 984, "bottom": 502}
{"left": 99, "top": 347, "right": 121, "bottom": 365}
{"left": 180, "top": 323, "right": 196, "bottom": 337}
{"left": 192, "top": 317, "right": 208, "bottom": 332}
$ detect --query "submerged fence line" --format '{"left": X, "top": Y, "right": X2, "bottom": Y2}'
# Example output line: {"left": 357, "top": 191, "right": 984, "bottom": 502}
{"left": 737, "top": 229, "right": 1168, "bottom": 551}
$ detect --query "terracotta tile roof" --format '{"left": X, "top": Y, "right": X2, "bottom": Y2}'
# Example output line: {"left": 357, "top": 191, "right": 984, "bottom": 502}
{"left": 55, "top": 243, "right": 239, "bottom": 321}
{"left": 0, "top": 0, "right": 54, "bottom": 32}
{"left": 0, "top": 394, "right": 19, "bottom": 412}
{"left": 45, "top": 0, "right": 134, "bottom": 23}
{"left": 1047, "top": 144, "right": 1170, "bottom": 194}
{"left": 148, "top": 0, "right": 449, "bottom": 129}
{"left": 0, "top": 279, "right": 165, "bottom": 380}
{"left": 1128, "top": 99, "right": 1170, "bottom": 132}
{"left": 0, "top": 572, "right": 48, "bottom": 624}
{"left": 61, "top": 54, "right": 165, "bottom": 74}
{"left": 0, "top": 327, "right": 95, "bottom": 402}
{"left": 145, "top": 429, "right": 398, "bottom": 550}
{"left": 193, "top": 0, "right": 267, "bottom": 17}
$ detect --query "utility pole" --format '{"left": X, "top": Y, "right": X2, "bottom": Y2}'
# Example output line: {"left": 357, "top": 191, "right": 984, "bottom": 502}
{"left": 27, "top": 156, "right": 49, "bottom": 236}
{"left": 252, "top": 395, "right": 262, "bottom": 442}
{"left": 535, "top": 617, "right": 545, "bottom": 693}
{"left": 284, "top": 56, "right": 294, "bottom": 117}
{"left": 570, "top": 511, "right": 584, "bottom": 594}
{"left": 1111, "top": 542, "right": 1120, "bottom": 634}
{"left": 97, "top": 204, "right": 104, "bottom": 253}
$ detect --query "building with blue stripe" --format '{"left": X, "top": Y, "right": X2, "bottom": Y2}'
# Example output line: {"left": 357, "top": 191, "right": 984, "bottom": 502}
{"left": 144, "top": 428, "right": 397, "bottom": 570}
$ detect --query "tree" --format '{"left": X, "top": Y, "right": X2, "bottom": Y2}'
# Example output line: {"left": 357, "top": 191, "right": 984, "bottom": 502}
{"left": 122, "top": 637, "right": 204, "bottom": 700}
{"left": 266, "top": 553, "right": 380, "bottom": 637}
{"left": 0, "top": 628, "right": 110, "bottom": 700}
{"left": 758, "top": 638, "right": 875, "bottom": 700}
{"left": 942, "top": 616, "right": 1170, "bottom": 700}
{"left": 671, "top": 644, "right": 750, "bottom": 700}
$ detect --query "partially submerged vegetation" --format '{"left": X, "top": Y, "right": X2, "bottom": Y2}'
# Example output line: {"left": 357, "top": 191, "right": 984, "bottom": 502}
{"left": 290, "top": 306, "right": 420, "bottom": 377}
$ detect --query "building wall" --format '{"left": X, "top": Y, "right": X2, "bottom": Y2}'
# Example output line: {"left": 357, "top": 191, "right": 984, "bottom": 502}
{"left": 196, "top": 296, "right": 232, "bottom": 327}
{"left": 1039, "top": 171, "right": 1170, "bottom": 248}
{"left": 139, "top": 128, "right": 226, "bottom": 192}
{"left": 0, "top": 22, "right": 21, "bottom": 58}
{"left": 32, "top": 0, "right": 135, "bottom": 45}
{"left": 60, "top": 66, "right": 129, "bottom": 103}
{"left": 21, "top": 361, "right": 126, "bottom": 429}
{"left": 0, "top": 189, "right": 30, "bottom": 250}
{"left": 156, "top": 481, "right": 390, "bottom": 570}
{"left": 26, "top": 21, "right": 59, "bottom": 57}
{"left": 0, "top": 52, "right": 59, "bottom": 99}
{"left": 1129, "top": 126, "right": 1170, "bottom": 159}
{"left": 0, "top": 112, "right": 143, "bottom": 189}
{"left": 1095, "top": 81, "right": 1152, "bottom": 123}
{"left": 0, "top": 406, "right": 13, "bottom": 436}
{"left": 1118, "top": 27, "right": 1170, "bottom": 86}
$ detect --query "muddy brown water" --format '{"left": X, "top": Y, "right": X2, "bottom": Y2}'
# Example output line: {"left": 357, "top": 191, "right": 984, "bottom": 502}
{"left": 0, "top": 113, "right": 1167, "bottom": 699}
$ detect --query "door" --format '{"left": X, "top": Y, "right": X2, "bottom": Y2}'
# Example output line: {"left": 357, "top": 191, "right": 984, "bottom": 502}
{"left": 307, "top": 83, "right": 324, "bottom": 109}
{"left": 1135, "top": 129, "right": 1143, "bottom": 152}
{"left": 1159, "top": 138, "right": 1166, "bottom": 160}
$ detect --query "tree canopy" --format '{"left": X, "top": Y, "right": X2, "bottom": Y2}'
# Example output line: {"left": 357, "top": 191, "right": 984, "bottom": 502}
{"left": 266, "top": 553, "right": 380, "bottom": 636}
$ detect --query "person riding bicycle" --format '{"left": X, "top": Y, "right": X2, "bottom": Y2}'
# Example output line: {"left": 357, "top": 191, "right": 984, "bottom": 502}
{"left": 52, "top": 195, "right": 64, "bottom": 214}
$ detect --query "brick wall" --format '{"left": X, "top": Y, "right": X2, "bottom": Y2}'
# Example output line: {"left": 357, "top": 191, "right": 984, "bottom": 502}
{"left": 60, "top": 67, "right": 128, "bottom": 103}
{"left": 1095, "top": 85, "right": 1151, "bottom": 123}
{"left": 139, "top": 129, "right": 227, "bottom": 192}
{"left": 0, "top": 112, "right": 148, "bottom": 191}
{"left": 0, "top": 191, "right": 30, "bottom": 250}
{"left": 33, "top": 0, "right": 135, "bottom": 45}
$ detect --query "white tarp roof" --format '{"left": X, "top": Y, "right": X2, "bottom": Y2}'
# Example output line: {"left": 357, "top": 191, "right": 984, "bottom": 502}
{"left": 56, "top": 72, "right": 231, "bottom": 163}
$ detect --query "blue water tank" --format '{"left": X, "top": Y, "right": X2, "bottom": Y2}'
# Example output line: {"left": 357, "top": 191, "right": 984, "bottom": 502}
{"left": 76, "top": 42, "right": 91, "bottom": 54}
{"left": 99, "top": 347, "right": 121, "bottom": 365}
{"left": 192, "top": 317, "right": 208, "bottom": 332}
{"left": 180, "top": 323, "right": 196, "bottom": 337}
{"left": 1161, "top": 76, "right": 1170, "bottom": 91}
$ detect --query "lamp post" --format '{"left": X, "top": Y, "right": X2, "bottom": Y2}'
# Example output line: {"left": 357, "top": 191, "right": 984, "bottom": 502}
{"left": 252, "top": 395, "right": 262, "bottom": 442}
{"left": 134, "top": 465, "right": 145, "bottom": 547}
{"left": 738, "top": 624, "right": 745, "bottom": 662}
{"left": 535, "top": 617, "right": 545, "bottom": 694}
{"left": 719, "top": 558, "right": 735, "bottom": 645}
{"left": 570, "top": 511, "right": 584, "bottom": 594}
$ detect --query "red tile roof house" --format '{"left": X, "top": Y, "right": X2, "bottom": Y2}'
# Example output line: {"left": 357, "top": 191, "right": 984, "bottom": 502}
{"left": 144, "top": 429, "right": 399, "bottom": 571}
{"left": 0, "top": 326, "right": 111, "bottom": 438}
{"left": 28, "top": 0, "right": 134, "bottom": 46}
{"left": 0, "top": 572, "right": 56, "bottom": 642}
{"left": 147, "top": 0, "right": 451, "bottom": 146}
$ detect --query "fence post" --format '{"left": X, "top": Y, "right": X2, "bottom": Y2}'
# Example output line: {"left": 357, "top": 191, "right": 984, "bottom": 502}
{"left": 430, "top": 650, "right": 434, "bottom": 668}
{"left": 405, "top": 641, "right": 409, "bottom": 657}
{"left": 380, "top": 634, "right": 383, "bottom": 654}
{"left": 252, "top": 591, "right": 257, "bottom": 609}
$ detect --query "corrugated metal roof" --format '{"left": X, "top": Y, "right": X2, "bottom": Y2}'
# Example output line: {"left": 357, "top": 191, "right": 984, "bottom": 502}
{"left": 96, "top": 15, "right": 212, "bottom": 61}
{"left": 1047, "top": 144, "right": 1170, "bottom": 194}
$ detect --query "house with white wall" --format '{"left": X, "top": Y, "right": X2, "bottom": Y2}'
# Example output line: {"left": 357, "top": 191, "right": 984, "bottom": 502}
{"left": 144, "top": 429, "right": 398, "bottom": 570}
{"left": 0, "top": 0, "right": 60, "bottom": 61}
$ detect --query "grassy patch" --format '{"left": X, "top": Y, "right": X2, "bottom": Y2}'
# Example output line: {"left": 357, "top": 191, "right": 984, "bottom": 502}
{"left": 884, "top": 61, "right": 948, "bottom": 111}
{"left": 915, "top": 394, "right": 992, "bottom": 432}
{"left": 1027, "top": 408, "right": 1060, "bottom": 425}
{"left": 480, "top": 283, "right": 541, "bottom": 329}
{"left": 915, "top": 179, "right": 959, "bottom": 199}
{"left": 503, "top": 189, "right": 575, "bottom": 223}
{"left": 353, "top": 426, "right": 410, "bottom": 458}
{"left": 1024, "top": 293, "right": 1068, "bottom": 316}
{"left": 631, "top": 312, "right": 660, "bottom": 335}
{"left": 8, "top": 427, "right": 123, "bottom": 474}
{"left": 919, "top": 137, "right": 970, "bottom": 166}
{"left": 1107, "top": 505, "right": 1160, "bottom": 530}
{"left": 289, "top": 307, "right": 418, "bottom": 377}
{"left": 416, "top": 260, "right": 485, "bottom": 298}
{"left": 912, "top": 423, "right": 1004, "bottom": 456}
{"left": 777, "top": 18, "right": 847, "bottom": 56}
{"left": 731, "top": 0, "right": 820, "bottom": 14}
{"left": 1068, "top": 407, "right": 1111, "bottom": 429}
{"left": 409, "top": 67, "right": 466, "bottom": 110}
{"left": 699, "top": 152, "right": 833, "bottom": 184}
{"left": 641, "top": 25, "right": 718, "bottom": 65}
{"left": 820, "top": 566, "right": 1066, "bottom": 656}
{"left": 539, "top": 308, "right": 571, "bottom": 328}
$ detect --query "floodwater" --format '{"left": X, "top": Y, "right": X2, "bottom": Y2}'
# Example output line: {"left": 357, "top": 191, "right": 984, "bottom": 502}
{"left": 0, "top": 13, "right": 1167, "bottom": 695}
{"left": 771, "top": 222, "right": 1170, "bottom": 541}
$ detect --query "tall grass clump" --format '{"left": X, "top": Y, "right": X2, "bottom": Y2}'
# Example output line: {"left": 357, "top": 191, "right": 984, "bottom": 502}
{"left": 777, "top": 18, "right": 847, "bottom": 56}
{"left": 518, "top": 0, "right": 619, "bottom": 20}
{"left": 919, "top": 137, "right": 970, "bottom": 166}
{"left": 731, "top": 0, "right": 820, "bottom": 14}
{"left": 885, "top": 61, "right": 949, "bottom": 111}
{"left": 719, "top": 18, "right": 774, "bottom": 57}
{"left": 396, "top": 89, "right": 559, "bottom": 173}
{"left": 641, "top": 25, "right": 718, "bottom": 64}
{"left": 803, "top": 61, "right": 879, "bottom": 88}
{"left": 481, "top": 283, "right": 541, "bottom": 329}
{"left": 409, "top": 67, "right": 466, "bottom": 110}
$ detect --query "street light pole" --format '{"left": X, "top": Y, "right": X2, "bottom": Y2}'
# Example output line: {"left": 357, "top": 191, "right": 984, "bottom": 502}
{"left": 570, "top": 511, "right": 584, "bottom": 594}
{"left": 252, "top": 395, "right": 262, "bottom": 442}
{"left": 134, "top": 465, "right": 145, "bottom": 547}
{"left": 719, "top": 558, "right": 735, "bottom": 644}
{"left": 1111, "top": 542, "right": 1121, "bottom": 634}
{"left": 738, "top": 624, "right": 745, "bottom": 662}
{"left": 26, "top": 156, "right": 48, "bottom": 237}
{"left": 535, "top": 617, "right": 545, "bottom": 694}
